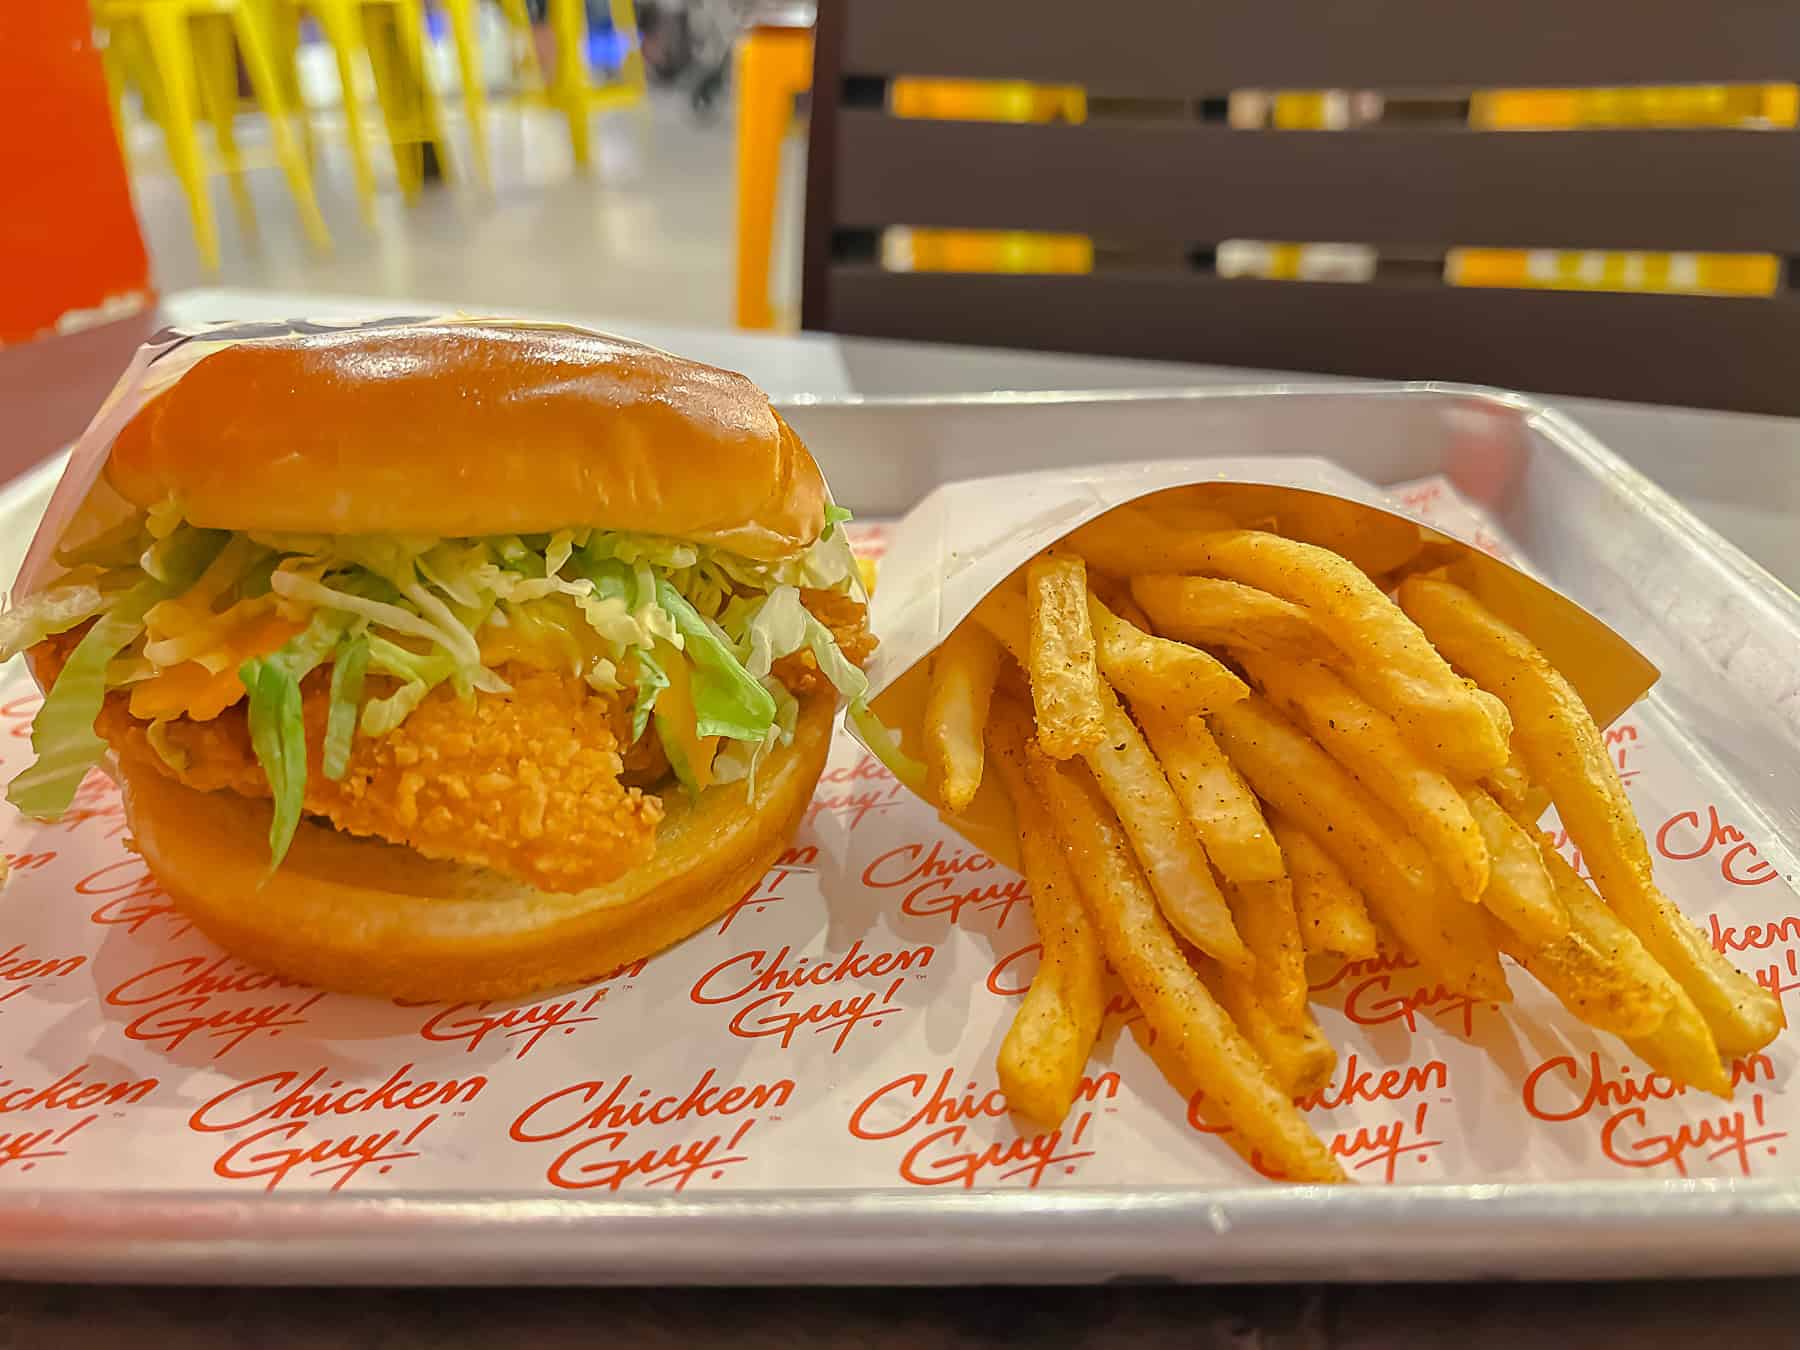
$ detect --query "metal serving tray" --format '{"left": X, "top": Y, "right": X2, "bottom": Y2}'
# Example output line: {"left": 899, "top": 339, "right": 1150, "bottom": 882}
{"left": 1, "top": 383, "right": 1798, "bottom": 1285}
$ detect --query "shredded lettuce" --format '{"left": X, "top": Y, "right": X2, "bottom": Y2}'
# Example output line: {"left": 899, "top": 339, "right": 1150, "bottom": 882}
{"left": 0, "top": 583, "right": 109, "bottom": 663}
{"left": 850, "top": 701, "right": 927, "bottom": 793}
{"left": 238, "top": 657, "right": 307, "bottom": 870}
{"left": 6, "top": 530, "right": 227, "bottom": 820}
{"left": 323, "top": 633, "right": 369, "bottom": 780}
{"left": 653, "top": 577, "right": 776, "bottom": 742}
{"left": 238, "top": 611, "right": 351, "bottom": 866}
{"left": 629, "top": 647, "right": 668, "bottom": 742}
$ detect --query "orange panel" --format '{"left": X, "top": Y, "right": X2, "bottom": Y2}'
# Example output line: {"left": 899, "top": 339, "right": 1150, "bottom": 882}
{"left": 0, "top": 1, "right": 152, "bottom": 344}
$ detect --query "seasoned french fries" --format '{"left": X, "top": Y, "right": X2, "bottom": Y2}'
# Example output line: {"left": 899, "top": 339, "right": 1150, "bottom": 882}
{"left": 1131, "top": 573, "right": 1339, "bottom": 661}
{"left": 1135, "top": 704, "right": 1285, "bottom": 884}
{"left": 1269, "top": 815, "right": 1378, "bottom": 960}
{"left": 1503, "top": 828, "right": 1728, "bottom": 1095}
{"left": 981, "top": 576, "right": 1246, "bottom": 719}
{"left": 1061, "top": 503, "right": 1235, "bottom": 575}
{"left": 1026, "top": 555, "right": 1105, "bottom": 759}
{"left": 1210, "top": 696, "right": 1511, "bottom": 1002}
{"left": 1238, "top": 653, "right": 1489, "bottom": 904}
{"left": 1085, "top": 592, "right": 1248, "bottom": 716}
{"left": 1027, "top": 754, "right": 1346, "bottom": 1183}
{"left": 900, "top": 485, "right": 1771, "bottom": 1185}
{"left": 1082, "top": 681, "right": 1251, "bottom": 971}
{"left": 1200, "top": 959, "right": 1338, "bottom": 1099}
{"left": 1463, "top": 788, "right": 1568, "bottom": 944}
{"left": 1398, "top": 576, "right": 1783, "bottom": 1058}
{"left": 1224, "top": 877, "right": 1307, "bottom": 1022}
{"left": 923, "top": 621, "right": 1003, "bottom": 813}
{"left": 1189, "top": 531, "right": 1510, "bottom": 777}
{"left": 985, "top": 701, "right": 1107, "bottom": 1127}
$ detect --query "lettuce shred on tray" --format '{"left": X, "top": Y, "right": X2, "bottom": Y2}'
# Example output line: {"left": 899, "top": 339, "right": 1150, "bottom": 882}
{"left": 2, "top": 504, "right": 875, "bottom": 866}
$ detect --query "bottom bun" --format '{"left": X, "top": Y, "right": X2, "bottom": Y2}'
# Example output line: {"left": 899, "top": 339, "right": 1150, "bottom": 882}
{"left": 119, "top": 691, "right": 836, "bottom": 1001}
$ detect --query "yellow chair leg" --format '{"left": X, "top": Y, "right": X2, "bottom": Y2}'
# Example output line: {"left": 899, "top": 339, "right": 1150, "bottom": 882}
{"left": 233, "top": 0, "right": 333, "bottom": 249}
{"left": 394, "top": 0, "right": 456, "bottom": 185}
{"left": 308, "top": 0, "right": 380, "bottom": 221}
{"left": 138, "top": 6, "right": 221, "bottom": 270}
{"left": 362, "top": 5, "right": 422, "bottom": 198}
{"left": 733, "top": 29, "right": 811, "bottom": 329}
{"left": 495, "top": 0, "right": 544, "bottom": 94}
{"left": 548, "top": 0, "right": 592, "bottom": 168}
{"left": 604, "top": 0, "right": 646, "bottom": 97}
{"left": 271, "top": 0, "right": 319, "bottom": 171}
{"left": 441, "top": 0, "right": 489, "bottom": 188}
{"left": 194, "top": 14, "right": 257, "bottom": 236}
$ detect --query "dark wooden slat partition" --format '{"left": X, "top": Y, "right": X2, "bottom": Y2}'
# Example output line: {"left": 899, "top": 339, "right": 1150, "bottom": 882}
{"left": 834, "top": 114, "right": 1800, "bottom": 254}
{"left": 840, "top": 0, "right": 1800, "bottom": 92}
{"left": 802, "top": 0, "right": 1800, "bottom": 413}
{"left": 827, "top": 269, "right": 1800, "bottom": 416}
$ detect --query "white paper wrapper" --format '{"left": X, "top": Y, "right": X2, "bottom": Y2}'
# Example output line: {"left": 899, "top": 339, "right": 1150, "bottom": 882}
{"left": 0, "top": 481, "right": 1793, "bottom": 1197}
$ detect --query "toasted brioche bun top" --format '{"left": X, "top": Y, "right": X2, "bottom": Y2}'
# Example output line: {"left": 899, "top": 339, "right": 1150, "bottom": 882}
{"left": 103, "top": 322, "right": 827, "bottom": 561}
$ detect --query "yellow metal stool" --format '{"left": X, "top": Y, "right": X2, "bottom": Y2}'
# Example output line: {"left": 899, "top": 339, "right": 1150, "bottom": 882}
{"left": 95, "top": 0, "right": 330, "bottom": 269}
{"left": 277, "top": 0, "right": 457, "bottom": 216}
{"left": 496, "top": 0, "right": 645, "bottom": 169}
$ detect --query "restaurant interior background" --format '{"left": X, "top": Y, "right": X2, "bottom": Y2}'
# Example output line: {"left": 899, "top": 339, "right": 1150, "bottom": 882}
{"left": 8, "top": 0, "right": 1796, "bottom": 363}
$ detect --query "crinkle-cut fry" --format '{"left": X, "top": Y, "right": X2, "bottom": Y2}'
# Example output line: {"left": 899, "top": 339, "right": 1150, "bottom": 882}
{"left": 1198, "top": 959, "right": 1339, "bottom": 1099}
{"left": 923, "top": 620, "right": 1003, "bottom": 814}
{"left": 1501, "top": 826, "right": 1729, "bottom": 1096}
{"left": 1025, "top": 752, "right": 1345, "bottom": 1184}
{"left": 1238, "top": 653, "right": 1489, "bottom": 904}
{"left": 1131, "top": 574, "right": 1340, "bottom": 662}
{"left": 985, "top": 700, "right": 1107, "bottom": 1127}
{"left": 1060, "top": 503, "right": 1236, "bottom": 576}
{"left": 1085, "top": 591, "right": 1248, "bottom": 717}
{"left": 1082, "top": 681, "right": 1251, "bottom": 972}
{"left": 1464, "top": 787, "right": 1568, "bottom": 944}
{"left": 1224, "top": 877, "right": 1307, "bottom": 1022}
{"left": 1208, "top": 697, "right": 1511, "bottom": 1003}
{"left": 1398, "top": 576, "right": 1783, "bottom": 1059}
{"left": 1026, "top": 555, "right": 1105, "bottom": 759}
{"left": 1187, "top": 531, "right": 1510, "bottom": 777}
{"left": 1134, "top": 703, "right": 1285, "bottom": 885}
{"left": 1269, "top": 814, "right": 1378, "bottom": 960}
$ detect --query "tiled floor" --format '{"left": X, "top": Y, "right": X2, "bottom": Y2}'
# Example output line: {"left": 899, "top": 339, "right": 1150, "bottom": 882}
{"left": 131, "top": 86, "right": 806, "bottom": 327}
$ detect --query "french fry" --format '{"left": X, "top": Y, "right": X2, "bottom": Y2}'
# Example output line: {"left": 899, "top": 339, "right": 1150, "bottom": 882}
{"left": 1026, "top": 753, "right": 1346, "bottom": 1183}
{"left": 1269, "top": 815, "right": 1378, "bottom": 960}
{"left": 1499, "top": 828, "right": 1728, "bottom": 1095}
{"left": 1131, "top": 574, "right": 1339, "bottom": 662}
{"left": 1398, "top": 577, "right": 1783, "bottom": 1058}
{"left": 1026, "top": 555, "right": 1105, "bottom": 759}
{"left": 923, "top": 621, "right": 1003, "bottom": 813}
{"left": 1209, "top": 696, "right": 1511, "bottom": 1002}
{"left": 1464, "top": 788, "right": 1568, "bottom": 944}
{"left": 1180, "top": 484, "right": 1426, "bottom": 578}
{"left": 1082, "top": 681, "right": 1251, "bottom": 972}
{"left": 1134, "top": 704, "right": 1286, "bottom": 885}
{"left": 1225, "top": 877, "right": 1307, "bottom": 1022}
{"left": 985, "top": 701, "right": 1107, "bottom": 1127}
{"left": 1188, "top": 532, "right": 1510, "bottom": 776}
{"left": 1086, "top": 591, "right": 1248, "bottom": 716}
{"left": 1061, "top": 502, "right": 1236, "bottom": 575}
{"left": 1238, "top": 653, "right": 1489, "bottom": 904}
{"left": 1200, "top": 960, "right": 1339, "bottom": 1099}
{"left": 977, "top": 579, "right": 1244, "bottom": 717}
